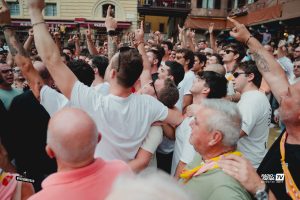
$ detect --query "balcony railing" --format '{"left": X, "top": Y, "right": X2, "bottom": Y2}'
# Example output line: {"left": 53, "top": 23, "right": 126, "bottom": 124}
{"left": 138, "top": 0, "right": 191, "bottom": 9}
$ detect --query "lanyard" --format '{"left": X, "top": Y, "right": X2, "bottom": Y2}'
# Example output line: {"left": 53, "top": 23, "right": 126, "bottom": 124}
{"left": 280, "top": 132, "right": 300, "bottom": 200}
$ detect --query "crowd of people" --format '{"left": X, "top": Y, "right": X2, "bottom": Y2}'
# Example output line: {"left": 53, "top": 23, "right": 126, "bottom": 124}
{"left": 0, "top": 0, "right": 299, "bottom": 199}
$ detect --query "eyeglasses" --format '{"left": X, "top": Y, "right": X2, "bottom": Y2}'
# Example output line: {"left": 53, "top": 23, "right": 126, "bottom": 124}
{"left": 117, "top": 46, "right": 136, "bottom": 72}
{"left": 225, "top": 49, "right": 237, "bottom": 54}
{"left": 1, "top": 69, "right": 13, "bottom": 74}
{"left": 149, "top": 80, "right": 158, "bottom": 98}
{"left": 294, "top": 65, "right": 300, "bottom": 69}
{"left": 233, "top": 72, "right": 248, "bottom": 78}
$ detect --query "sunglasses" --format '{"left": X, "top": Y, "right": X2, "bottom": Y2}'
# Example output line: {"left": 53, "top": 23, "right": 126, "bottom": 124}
{"left": 225, "top": 49, "right": 237, "bottom": 54}
{"left": 117, "top": 46, "right": 136, "bottom": 72}
{"left": 149, "top": 80, "right": 158, "bottom": 98}
{"left": 232, "top": 72, "right": 248, "bottom": 78}
{"left": 1, "top": 69, "right": 13, "bottom": 74}
{"left": 294, "top": 65, "right": 300, "bottom": 69}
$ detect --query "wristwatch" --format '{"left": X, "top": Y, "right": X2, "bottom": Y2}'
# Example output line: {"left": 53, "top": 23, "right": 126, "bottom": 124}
{"left": 255, "top": 184, "right": 269, "bottom": 200}
{"left": 107, "top": 30, "right": 117, "bottom": 36}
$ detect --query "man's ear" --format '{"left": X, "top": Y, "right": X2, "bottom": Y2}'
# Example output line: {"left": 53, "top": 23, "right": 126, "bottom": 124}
{"left": 153, "top": 58, "right": 158, "bottom": 65}
{"left": 208, "top": 131, "right": 223, "bottom": 146}
{"left": 110, "top": 68, "right": 116, "bottom": 79}
{"left": 185, "top": 59, "right": 190, "bottom": 67}
{"left": 202, "top": 87, "right": 211, "bottom": 96}
{"left": 45, "top": 145, "right": 55, "bottom": 159}
{"left": 247, "top": 73, "right": 254, "bottom": 82}
{"left": 233, "top": 53, "right": 240, "bottom": 61}
{"left": 97, "top": 133, "right": 102, "bottom": 143}
{"left": 93, "top": 67, "right": 98, "bottom": 75}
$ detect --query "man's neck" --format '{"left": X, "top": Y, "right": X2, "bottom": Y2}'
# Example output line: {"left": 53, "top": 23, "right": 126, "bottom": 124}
{"left": 192, "top": 94, "right": 206, "bottom": 104}
{"left": 241, "top": 84, "right": 258, "bottom": 94}
{"left": 162, "top": 55, "right": 169, "bottom": 62}
{"left": 224, "top": 62, "right": 236, "bottom": 73}
{"left": 285, "top": 124, "right": 300, "bottom": 145}
{"left": 57, "top": 158, "right": 95, "bottom": 172}
{"left": 109, "top": 82, "right": 132, "bottom": 98}
{"left": 202, "top": 146, "right": 235, "bottom": 161}
{"left": 92, "top": 76, "right": 104, "bottom": 87}
{"left": 0, "top": 84, "right": 12, "bottom": 90}
{"left": 151, "top": 65, "right": 158, "bottom": 75}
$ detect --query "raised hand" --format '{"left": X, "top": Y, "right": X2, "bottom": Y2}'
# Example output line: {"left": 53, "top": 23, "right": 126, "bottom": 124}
{"left": 227, "top": 17, "right": 251, "bottom": 44}
{"left": 208, "top": 23, "right": 214, "bottom": 34}
{"left": 27, "top": 0, "right": 45, "bottom": 13}
{"left": 28, "top": 28, "right": 34, "bottom": 37}
{"left": 68, "top": 35, "right": 73, "bottom": 43}
{"left": 0, "top": 0, "right": 11, "bottom": 25}
{"left": 134, "top": 21, "right": 144, "bottom": 44}
{"left": 105, "top": 5, "right": 117, "bottom": 31}
{"left": 85, "top": 23, "right": 92, "bottom": 39}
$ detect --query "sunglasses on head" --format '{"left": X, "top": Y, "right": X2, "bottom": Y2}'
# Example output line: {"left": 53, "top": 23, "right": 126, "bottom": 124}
{"left": 232, "top": 72, "right": 248, "bottom": 78}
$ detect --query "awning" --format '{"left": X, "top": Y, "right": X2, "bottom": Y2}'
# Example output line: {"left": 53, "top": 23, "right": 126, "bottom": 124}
{"left": 11, "top": 19, "right": 132, "bottom": 29}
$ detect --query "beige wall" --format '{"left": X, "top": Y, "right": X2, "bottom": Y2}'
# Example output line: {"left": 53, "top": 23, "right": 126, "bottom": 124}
{"left": 12, "top": 0, "right": 138, "bottom": 29}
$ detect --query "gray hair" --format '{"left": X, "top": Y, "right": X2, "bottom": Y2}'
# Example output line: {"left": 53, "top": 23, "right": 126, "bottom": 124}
{"left": 106, "top": 172, "right": 191, "bottom": 200}
{"left": 201, "top": 99, "right": 241, "bottom": 146}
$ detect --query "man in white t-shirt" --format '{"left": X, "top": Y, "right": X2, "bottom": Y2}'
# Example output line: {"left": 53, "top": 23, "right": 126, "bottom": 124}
{"left": 232, "top": 61, "right": 271, "bottom": 168}
{"left": 26, "top": 3, "right": 183, "bottom": 162}
{"left": 172, "top": 71, "right": 228, "bottom": 177}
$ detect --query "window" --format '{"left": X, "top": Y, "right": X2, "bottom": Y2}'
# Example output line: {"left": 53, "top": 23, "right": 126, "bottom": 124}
{"left": 145, "top": 22, "right": 151, "bottom": 33}
{"left": 215, "top": 0, "right": 221, "bottom": 9}
{"left": 159, "top": 23, "right": 164, "bottom": 33}
{"left": 198, "top": 0, "right": 221, "bottom": 9}
{"left": 7, "top": 2, "right": 20, "bottom": 16}
{"left": 197, "top": 0, "right": 203, "bottom": 8}
{"left": 102, "top": 4, "right": 115, "bottom": 18}
{"left": 45, "top": 3, "right": 57, "bottom": 16}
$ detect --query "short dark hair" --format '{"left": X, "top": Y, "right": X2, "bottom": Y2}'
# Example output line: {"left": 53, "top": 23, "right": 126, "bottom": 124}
{"left": 92, "top": 56, "right": 109, "bottom": 78}
{"left": 80, "top": 48, "right": 90, "bottom": 57}
{"left": 194, "top": 52, "right": 207, "bottom": 65}
{"left": 165, "top": 61, "right": 184, "bottom": 86}
{"left": 197, "top": 71, "right": 227, "bottom": 98}
{"left": 67, "top": 60, "right": 94, "bottom": 86}
{"left": 151, "top": 45, "right": 165, "bottom": 64}
{"left": 115, "top": 48, "right": 143, "bottom": 88}
{"left": 211, "top": 53, "right": 224, "bottom": 65}
{"left": 161, "top": 41, "right": 173, "bottom": 52}
{"left": 176, "top": 48, "right": 195, "bottom": 69}
{"left": 158, "top": 78, "right": 179, "bottom": 108}
{"left": 224, "top": 42, "right": 246, "bottom": 63}
{"left": 236, "top": 61, "right": 262, "bottom": 88}
{"left": 61, "top": 53, "right": 71, "bottom": 63}
{"left": 148, "top": 49, "right": 162, "bottom": 67}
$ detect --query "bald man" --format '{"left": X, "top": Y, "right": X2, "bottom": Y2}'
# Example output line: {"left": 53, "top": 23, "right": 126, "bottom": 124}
{"left": 28, "top": 108, "right": 131, "bottom": 200}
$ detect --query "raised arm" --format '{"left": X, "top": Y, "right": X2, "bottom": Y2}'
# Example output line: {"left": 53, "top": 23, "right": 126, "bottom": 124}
{"left": 135, "top": 21, "right": 152, "bottom": 87}
{"left": 53, "top": 31, "right": 62, "bottom": 52}
{"left": 27, "top": 0, "right": 77, "bottom": 99}
{"left": 23, "top": 28, "right": 34, "bottom": 52}
{"left": 0, "top": 0, "right": 44, "bottom": 100}
{"left": 85, "top": 24, "right": 98, "bottom": 56}
{"left": 208, "top": 23, "right": 217, "bottom": 53}
{"left": 227, "top": 17, "right": 288, "bottom": 102}
{"left": 105, "top": 5, "right": 118, "bottom": 60}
